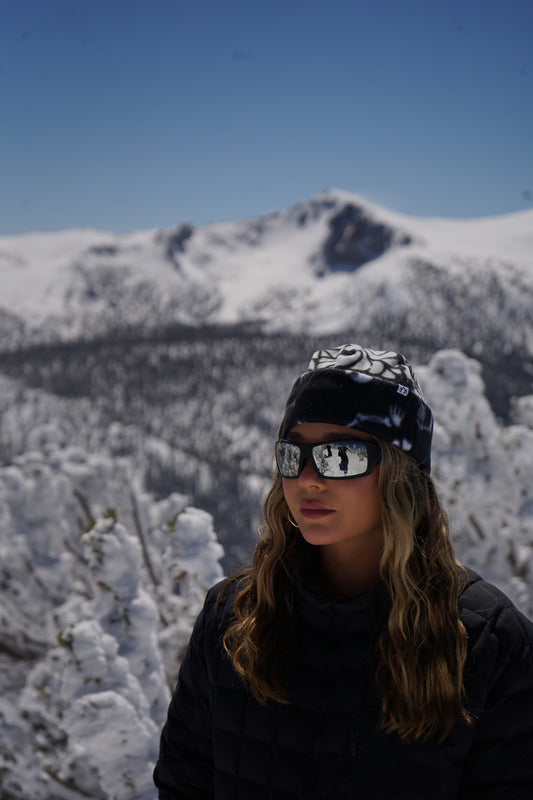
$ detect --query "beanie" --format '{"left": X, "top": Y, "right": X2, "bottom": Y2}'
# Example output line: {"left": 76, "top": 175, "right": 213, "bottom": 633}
{"left": 279, "top": 344, "right": 433, "bottom": 471}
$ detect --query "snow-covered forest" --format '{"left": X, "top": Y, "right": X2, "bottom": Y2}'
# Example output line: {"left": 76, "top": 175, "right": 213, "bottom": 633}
{"left": 1, "top": 192, "right": 532, "bottom": 798}
{"left": 0, "top": 428, "right": 223, "bottom": 798}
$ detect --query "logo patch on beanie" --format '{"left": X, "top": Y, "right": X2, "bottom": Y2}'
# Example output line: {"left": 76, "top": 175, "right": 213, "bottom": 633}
{"left": 397, "top": 384, "right": 409, "bottom": 397}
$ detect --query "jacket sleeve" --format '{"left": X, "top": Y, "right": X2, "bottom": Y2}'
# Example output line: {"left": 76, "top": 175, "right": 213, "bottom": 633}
{"left": 153, "top": 587, "right": 221, "bottom": 799}
{"left": 459, "top": 601, "right": 533, "bottom": 799}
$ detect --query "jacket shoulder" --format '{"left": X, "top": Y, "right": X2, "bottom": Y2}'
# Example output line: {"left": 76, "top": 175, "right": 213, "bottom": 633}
{"left": 200, "top": 576, "right": 240, "bottom": 635}
{"left": 459, "top": 567, "right": 533, "bottom": 662}
{"left": 460, "top": 567, "right": 531, "bottom": 620}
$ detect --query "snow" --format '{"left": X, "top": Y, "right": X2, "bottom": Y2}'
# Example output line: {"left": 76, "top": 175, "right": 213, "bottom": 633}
{"left": 418, "top": 350, "right": 533, "bottom": 611}
{"left": 1, "top": 189, "right": 532, "bottom": 345}
{"left": 1, "top": 348, "right": 532, "bottom": 798}
{"left": 0, "top": 443, "right": 223, "bottom": 799}
{"left": 0, "top": 189, "right": 532, "bottom": 798}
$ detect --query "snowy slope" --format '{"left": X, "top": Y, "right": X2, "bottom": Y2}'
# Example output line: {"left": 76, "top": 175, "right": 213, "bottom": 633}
{"left": 1, "top": 189, "right": 532, "bottom": 347}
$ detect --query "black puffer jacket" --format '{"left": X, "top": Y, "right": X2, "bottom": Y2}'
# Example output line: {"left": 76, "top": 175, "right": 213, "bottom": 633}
{"left": 154, "top": 567, "right": 533, "bottom": 799}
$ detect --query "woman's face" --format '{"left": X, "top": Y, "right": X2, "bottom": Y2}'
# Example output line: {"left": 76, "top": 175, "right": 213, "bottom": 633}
{"left": 281, "top": 422, "right": 383, "bottom": 552}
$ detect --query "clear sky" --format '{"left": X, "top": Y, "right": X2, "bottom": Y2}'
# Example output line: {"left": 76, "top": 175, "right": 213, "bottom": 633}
{"left": 1, "top": 0, "right": 532, "bottom": 235}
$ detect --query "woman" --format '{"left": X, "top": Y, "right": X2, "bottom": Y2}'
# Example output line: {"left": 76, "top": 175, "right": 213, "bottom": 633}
{"left": 154, "top": 343, "right": 533, "bottom": 799}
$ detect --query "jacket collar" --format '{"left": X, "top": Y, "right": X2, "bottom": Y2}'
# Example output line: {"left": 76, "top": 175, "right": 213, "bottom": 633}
{"left": 292, "top": 545, "right": 390, "bottom": 635}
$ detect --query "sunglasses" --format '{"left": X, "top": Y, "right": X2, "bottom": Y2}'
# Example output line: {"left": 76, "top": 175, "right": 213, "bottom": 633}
{"left": 275, "top": 438, "right": 382, "bottom": 480}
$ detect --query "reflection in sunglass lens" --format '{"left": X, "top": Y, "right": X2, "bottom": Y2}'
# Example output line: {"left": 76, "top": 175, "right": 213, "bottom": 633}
{"left": 313, "top": 441, "right": 368, "bottom": 477}
{"left": 277, "top": 442, "right": 301, "bottom": 477}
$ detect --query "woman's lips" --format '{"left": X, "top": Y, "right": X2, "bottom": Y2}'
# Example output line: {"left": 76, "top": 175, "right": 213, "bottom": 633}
{"left": 300, "top": 502, "right": 334, "bottom": 520}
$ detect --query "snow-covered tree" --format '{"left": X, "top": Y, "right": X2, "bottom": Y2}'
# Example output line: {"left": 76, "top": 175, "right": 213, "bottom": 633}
{"left": 0, "top": 348, "right": 532, "bottom": 798}
{"left": 418, "top": 349, "right": 533, "bottom": 614}
{"left": 0, "top": 439, "right": 223, "bottom": 799}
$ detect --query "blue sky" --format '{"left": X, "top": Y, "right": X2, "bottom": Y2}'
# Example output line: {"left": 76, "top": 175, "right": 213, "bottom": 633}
{"left": 1, "top": 0, "right": 532, "bottom": 234}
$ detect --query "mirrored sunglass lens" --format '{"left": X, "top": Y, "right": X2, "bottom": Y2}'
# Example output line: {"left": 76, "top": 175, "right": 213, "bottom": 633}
{"left": 313, "top": 442, "right": 369, "bottom": 477}
{"left": 277, "top": 442, "right": 301, "bottom": 477}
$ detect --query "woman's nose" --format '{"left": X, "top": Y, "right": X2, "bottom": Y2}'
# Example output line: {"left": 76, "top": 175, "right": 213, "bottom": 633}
{"left": 298, "top": 457, "right": 326, "bottom": 487}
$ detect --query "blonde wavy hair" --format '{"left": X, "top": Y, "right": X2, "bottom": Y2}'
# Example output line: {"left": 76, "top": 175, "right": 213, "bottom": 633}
{"left": 222, "top": 439, "right": 471, "bottom": 742}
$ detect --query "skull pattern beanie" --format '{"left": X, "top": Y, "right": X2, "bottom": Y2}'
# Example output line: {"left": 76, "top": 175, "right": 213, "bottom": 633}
{"left": 279, "top": 344, "right": 434, "bottom": 471}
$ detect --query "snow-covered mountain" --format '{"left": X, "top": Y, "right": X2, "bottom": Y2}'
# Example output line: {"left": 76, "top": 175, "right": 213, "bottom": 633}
{"left": 1, "top": 188, "right": 532, "bottom": 342}
{"left": 2, "top": 189, "right": 532, "bottom": 420}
